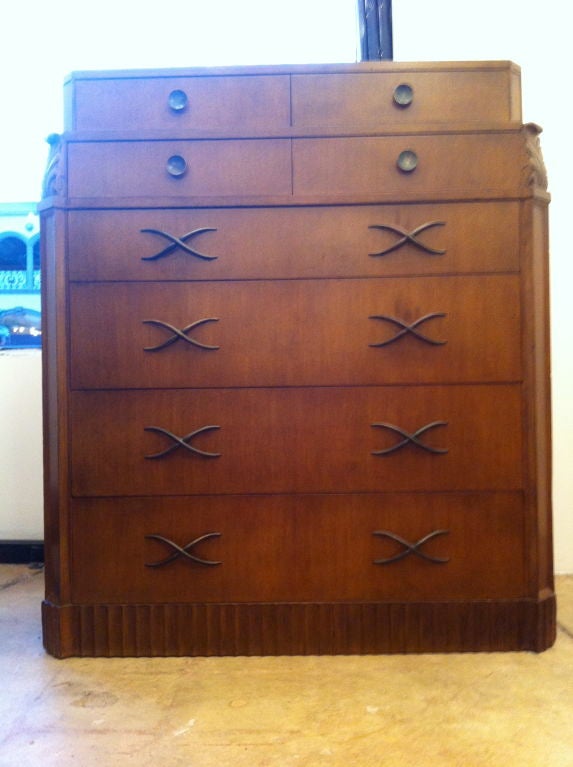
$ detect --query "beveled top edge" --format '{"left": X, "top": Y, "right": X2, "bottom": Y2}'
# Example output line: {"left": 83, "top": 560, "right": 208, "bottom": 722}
{"left": 60, "top": 123, "right": 525, "bottom": 143}
{"left": 64, "top": 60, "right": 521, "bottom": 82}
{"left": 38, "top": 188, "right": 542, "bottom": 213}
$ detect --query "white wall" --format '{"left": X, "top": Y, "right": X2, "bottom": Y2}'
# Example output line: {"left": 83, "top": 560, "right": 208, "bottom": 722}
{"left": 0, "top": 352, "right": 43, "bottom": 539}
{"left": 393, "top": 0, "right": 572, "bottom": 573}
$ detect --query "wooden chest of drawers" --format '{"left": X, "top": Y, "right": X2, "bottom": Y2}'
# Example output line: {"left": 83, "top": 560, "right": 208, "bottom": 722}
{"left": 40, "top": 61, "right": 555, "bottom": 656}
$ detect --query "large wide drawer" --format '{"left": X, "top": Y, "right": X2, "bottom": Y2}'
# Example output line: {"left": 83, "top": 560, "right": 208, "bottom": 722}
{"left": 70, "top": 385, "right": 523, "bottom": 497}
{"left": 67, "top": 74, "right": 291, "bottom": 133}
{"left": 66, "top": 139, "right": 292, "bottom": 198}
{"left": 66, "top": 202, "right": 520, "bottom": 281}
{"left": 69, "top": 492, "right": 526, "bottom": 604}
{"left": 291, "top": 65, "right": 521, "bottom": 128}
{"left": 69, "top": 275, "right": 521, "bottom": 389}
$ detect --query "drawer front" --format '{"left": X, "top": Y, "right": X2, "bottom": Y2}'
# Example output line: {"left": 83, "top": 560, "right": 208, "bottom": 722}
{"left": 69, "top": 492, "right": 525, "bottom": 604}
{"left": 70, "top": 385, "right": 522, "bottom": 497}
{"left": 67, "top": 139, "right": 291, "bottom": 198}
{"left": 293, "top": 134, "right": 525, "bottom": 198}
{"left": 68, "top": 68, "right": 518, "bottom": 134}
{"left": 66, "top": 202, "right": 519, "bottom": 281}
{"left": 69, "top": 74, "right": 291, "bottom": 132}
{"left": 292, "top": 69, "right": 520, "bottom": 128}
{"left": 69, "top": 276, "right": 521, "bottom": 389}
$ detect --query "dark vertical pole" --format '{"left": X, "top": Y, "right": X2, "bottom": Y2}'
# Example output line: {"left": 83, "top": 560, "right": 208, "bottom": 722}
{"left": 358, "top": 0, "right": 393, "bottom": 60}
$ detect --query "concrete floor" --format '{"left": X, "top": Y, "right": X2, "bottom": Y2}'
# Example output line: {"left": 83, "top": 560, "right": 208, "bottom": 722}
{"left": 1, "top": 566, "right": 572, "bottom": 767}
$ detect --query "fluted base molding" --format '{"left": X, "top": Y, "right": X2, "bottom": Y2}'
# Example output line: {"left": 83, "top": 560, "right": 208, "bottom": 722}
{"left": 42, "top": 595, "right": 556, "bottom": 658}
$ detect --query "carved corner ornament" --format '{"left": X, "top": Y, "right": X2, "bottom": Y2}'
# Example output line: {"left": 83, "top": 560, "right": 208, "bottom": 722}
{"left": 523, "top": 122, "right": 548, "bottom": 192}
{"left": 42, "top": 133, "right": 65, "bottom": 198}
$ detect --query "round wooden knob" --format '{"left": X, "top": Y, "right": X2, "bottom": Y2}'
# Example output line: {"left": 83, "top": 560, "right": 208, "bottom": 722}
{"left": 166, "top": 155, "right": 187, "bottom": 177}
{"left": 393, "top": 83, "right": 414, "bottom": 107}
{"left": 396, "top": 150, "right": 418, "bottom": 173}
{"left": 168, "top": 89, "right": 188, "bottom": 112}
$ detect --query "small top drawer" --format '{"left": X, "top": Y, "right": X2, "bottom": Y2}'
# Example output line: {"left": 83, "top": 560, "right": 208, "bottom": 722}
{"left": 293, "top": 133, "right": 527, "bottom": 199}
{"left": 292, "top": 67, "right": 521, "bottom": 128}
{"left": 66, "top": 139, "right": 291, "bottom": 199}
{"left": 66, "top": 74, "right": 291, "bottom": 133}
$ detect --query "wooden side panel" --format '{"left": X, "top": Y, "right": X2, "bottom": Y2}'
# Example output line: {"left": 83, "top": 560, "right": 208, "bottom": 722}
{"left": 40, "top": 208, "right": 71, "bottom": 604}
{"left": 520, "top": 197, "right": 554, "bottom": 597}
